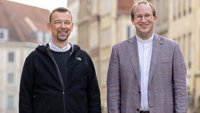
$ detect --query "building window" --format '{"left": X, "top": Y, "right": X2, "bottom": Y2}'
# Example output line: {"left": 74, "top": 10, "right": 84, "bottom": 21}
{"left": 0, "top": 32, "right": 3, "bottom": 38}
{"left": 101, "top": 0, "right": 111, "bottom": 15}
{"left": 188, "top": 0, "right": 192, "bottom": 13}
{"left": 178, "top": 0, "right": 181, "bottom": 18}
{"left": 101, "top": 27, "right": 111, "bottom": 47}
{"left": 35, "top": 31, "right": 51, "bottom": 44}
{"left": 0, "top": 28, "right": 8, "bottom": 42}
{"left": 199, "top": 29, "right": 200, "bottom": 70}
{"left": 188, "top": 33, "right": 192, "bottom": 68}
{"left": 187, "top": 0, "right": 192, "bottom": 13}
{"left": 7, "top": 73, "right": 14, "bottom": 84}
{"left": 6, "top": 95, "right": 14, "bottom": 111}
{"left": 8, "top": 52, "right": 15, "bottom": 63}
{"left": 183, "top": 0, "right": 186, "bottom": 15}
{"left": 173, "top": 0, "right": 177, "bottom": 20}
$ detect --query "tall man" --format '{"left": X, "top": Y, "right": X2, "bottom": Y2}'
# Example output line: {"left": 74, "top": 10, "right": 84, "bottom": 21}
{"left": 107, "top": 0, "right": 188, "bottom": 113}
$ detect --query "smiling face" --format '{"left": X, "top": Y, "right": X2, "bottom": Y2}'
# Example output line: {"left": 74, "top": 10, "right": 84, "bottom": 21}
{"left": 48, "top": 10, "right": 73, "bottom": 47}
{"left": 131, "top": 3, "right": 157, "bottom": 40}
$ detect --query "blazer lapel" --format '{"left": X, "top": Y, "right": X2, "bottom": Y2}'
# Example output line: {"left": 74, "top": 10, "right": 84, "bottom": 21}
{"left": 148, "top": 35, "right": 163, "bottom": 88}
{"left": 127, "top": 36, "right": 141, "bottom": 88}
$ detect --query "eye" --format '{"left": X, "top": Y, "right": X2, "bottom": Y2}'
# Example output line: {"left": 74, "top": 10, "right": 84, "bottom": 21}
{"left": 64, "top": 21, "right": 71, "bottom": 25}
{"left": 145, "top": 14, "right": 153, "bottom": 20}
{"left": 54, "top": 21, "right": 62, "bottom": 25}
{"left": 135, "top": 15, "right": 142, "bottom": 20}
{"left": 145, "top": 14, "right": 150, "bottom": 17}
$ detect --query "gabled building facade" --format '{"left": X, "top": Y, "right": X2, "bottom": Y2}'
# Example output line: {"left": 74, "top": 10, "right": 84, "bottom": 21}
{"left": 0, "top": 1, "right": 50, "bottom": 113}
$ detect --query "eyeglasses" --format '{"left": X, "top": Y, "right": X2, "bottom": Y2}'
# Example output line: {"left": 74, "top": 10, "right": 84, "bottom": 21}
{"left": 134, "top": 13, "right": 153, "bottom": 21}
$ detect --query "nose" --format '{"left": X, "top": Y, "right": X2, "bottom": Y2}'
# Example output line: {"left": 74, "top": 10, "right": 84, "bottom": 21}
{"left": 60, "top": 22, "right": 66, "bottom": 28}
{"left": 140, "top": 16, "right": 147, "bottom": 22}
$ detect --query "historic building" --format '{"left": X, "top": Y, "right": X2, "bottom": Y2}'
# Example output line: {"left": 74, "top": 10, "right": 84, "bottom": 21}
{"left": 149, "top": 0, "right": 169, "bottom": 36}
{"left": 151, "top": 0, "right": 199, "bottom": 112}
{"left": 0, "top": 1, "right": 50, "bottom": 113}
{"left": 168, "top": 0, "right": 200, "bottom": 112}
{"left": 78, "top": 0, "right": 134, "bottom": 112}
{"left": 77, "top": 0, "right": 200, "bottom": 112}
{"left": 67, "top": 0, "right": 80, "bottom": 44}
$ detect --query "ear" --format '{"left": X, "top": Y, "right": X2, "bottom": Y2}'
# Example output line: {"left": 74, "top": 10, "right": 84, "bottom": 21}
{"left": 153, "top": 15, "right": 158, "bottom": 21}
{"left": 47, "top": 22, "right": 52, "bottom": 31}
{"left": 131, "top": 18, "right": 135, "bottom": 25}
{"left": 71, "top": 23, "right": 74, "bottom": 30}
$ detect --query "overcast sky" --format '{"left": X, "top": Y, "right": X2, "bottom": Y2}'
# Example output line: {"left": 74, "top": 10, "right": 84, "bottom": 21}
{"left": 9, "top": 0, "right": 67, "bottom": 11}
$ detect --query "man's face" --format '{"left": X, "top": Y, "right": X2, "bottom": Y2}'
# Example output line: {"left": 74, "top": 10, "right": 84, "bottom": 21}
{"left": 48, "top": 11, "right": 73, "bottom": 43}
{"left": 132, "top": 3, "right": 157, "bottom": 39}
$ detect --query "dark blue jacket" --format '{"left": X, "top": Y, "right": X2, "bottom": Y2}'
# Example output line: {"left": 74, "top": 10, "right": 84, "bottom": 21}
{"left": 19, "top": 44, "right": 101, "bottom": 113}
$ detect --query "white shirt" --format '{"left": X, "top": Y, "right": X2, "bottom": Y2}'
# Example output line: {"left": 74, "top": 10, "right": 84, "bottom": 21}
{"left": 49, "top": 41, "right": 71, "bottom": 52}
{"left": 136, "top": 35, "right": 154, "bottom": 111}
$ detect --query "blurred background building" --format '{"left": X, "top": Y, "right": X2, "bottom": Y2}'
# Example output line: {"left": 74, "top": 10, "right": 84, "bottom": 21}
{"left": 71, "top": 0, "right": 135, "bottom": 112}
{"left": 67, "top": 0, "right": 79, "bottom": 44}
{"left": 72, "top": 0, "right": 200, "bottom": 113}
{"left": 1, "top": 0, "right": 200, "bottom": 113}
{"left": 0, "top": 1, "right": 50, "bottom": 113}
{"left": 167, "top": 0, "right": 200, "bottom": 113}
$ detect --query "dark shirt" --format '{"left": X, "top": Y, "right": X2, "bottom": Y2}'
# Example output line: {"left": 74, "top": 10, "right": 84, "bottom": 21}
{"left": 51, "top": 48, "right": 71, "bottom": 84}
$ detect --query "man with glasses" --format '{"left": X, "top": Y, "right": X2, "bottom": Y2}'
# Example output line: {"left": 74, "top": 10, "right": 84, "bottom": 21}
{"left": 19, "top": 7, "right": 101, "bottom": 113}
{"left": 107, "top": 0, "right": 188, "bottom": 113}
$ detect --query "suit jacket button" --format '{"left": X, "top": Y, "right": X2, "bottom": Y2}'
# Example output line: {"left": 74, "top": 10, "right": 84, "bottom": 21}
{"left": 138, "top": 91, "right": 141, "bottom": 94}
{"left": 136, "top": 108, "right": 140, "bottom": 111}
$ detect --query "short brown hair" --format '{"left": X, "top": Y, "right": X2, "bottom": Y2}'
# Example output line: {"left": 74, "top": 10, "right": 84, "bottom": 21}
{"left": 49, "top": 7, "right": 72, "bottom": 22}
{"left": 130, "top": 0, "right": 156, "bottom": 20}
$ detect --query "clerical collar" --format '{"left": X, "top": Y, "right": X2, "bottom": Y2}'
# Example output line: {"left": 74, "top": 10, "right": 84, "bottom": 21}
{"left": 136, "top": 34, "right": 154, "bottom": 43}
{"left": 49, "top": 41, "right": 71, "bottom": 52}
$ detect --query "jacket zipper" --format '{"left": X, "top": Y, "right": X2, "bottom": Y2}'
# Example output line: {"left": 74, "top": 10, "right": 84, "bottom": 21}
{"left": 46, "top": 48, "right": 66, "bottom": 113}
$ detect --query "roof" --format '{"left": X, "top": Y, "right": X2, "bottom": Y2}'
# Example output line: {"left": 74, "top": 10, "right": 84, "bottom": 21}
{"left": 0, "top": 0, "right": 50, "bottom": 42}
{"left": 118, "top": 0, "right": 133, "bottom": 14}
